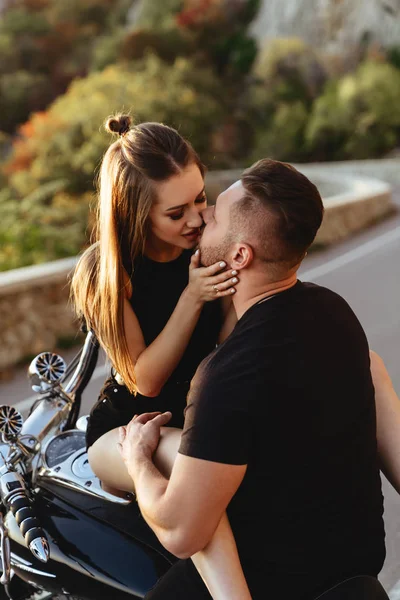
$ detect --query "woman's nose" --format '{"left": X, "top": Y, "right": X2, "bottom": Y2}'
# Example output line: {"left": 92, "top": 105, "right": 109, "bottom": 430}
{"left": 187, "top": 207, "right": 203, "bottom": 228}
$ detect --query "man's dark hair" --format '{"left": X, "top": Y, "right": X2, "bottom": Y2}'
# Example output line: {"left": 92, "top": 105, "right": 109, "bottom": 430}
{"left": 235, "top": 158, "right": 324, "bottom": 268}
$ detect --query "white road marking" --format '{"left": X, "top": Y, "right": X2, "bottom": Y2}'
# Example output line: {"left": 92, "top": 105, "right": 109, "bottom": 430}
{"left": 389, "top": 579, "right": 400, "bottom": 599}
{"left": 300, "top": 226, "right": 400, "bottom": 281}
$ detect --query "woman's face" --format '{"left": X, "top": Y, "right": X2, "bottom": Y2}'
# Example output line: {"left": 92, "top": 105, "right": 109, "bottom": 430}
{"left": 148, "top": 163, "right": 206, "bottom": 253}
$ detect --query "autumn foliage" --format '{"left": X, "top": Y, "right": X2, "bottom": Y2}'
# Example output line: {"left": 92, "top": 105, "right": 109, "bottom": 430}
{"left": 1, "top": 0, "right": 400, "bottom": 271}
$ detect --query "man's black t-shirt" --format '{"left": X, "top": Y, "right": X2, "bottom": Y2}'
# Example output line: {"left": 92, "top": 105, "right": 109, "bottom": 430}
{"left": 179, "top": 281, "right": 385, "bottom": 598}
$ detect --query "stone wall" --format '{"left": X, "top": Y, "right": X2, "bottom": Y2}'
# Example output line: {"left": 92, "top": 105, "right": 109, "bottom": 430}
{"left": 0, "top": 258, "right": 79, "bottom": 376}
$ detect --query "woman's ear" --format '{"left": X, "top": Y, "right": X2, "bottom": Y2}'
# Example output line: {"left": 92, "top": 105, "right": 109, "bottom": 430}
{"left": 230, "top": 243, "right": 253, "bottom": 271}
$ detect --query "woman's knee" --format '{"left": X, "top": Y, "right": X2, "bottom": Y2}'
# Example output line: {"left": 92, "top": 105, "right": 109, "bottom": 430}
{"left": 88, "top": 429, "right": 134, "bottom": 492}
{"left": 154, "top": 427, "right": 182, "bottom": 477}
{"left": 87, "top": 425, "right": 182, "bottom": 490}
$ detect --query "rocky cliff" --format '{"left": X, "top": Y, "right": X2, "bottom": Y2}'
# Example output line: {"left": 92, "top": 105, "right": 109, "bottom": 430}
{"left": 250, "top": 0, "right": 400, "bottom": 52}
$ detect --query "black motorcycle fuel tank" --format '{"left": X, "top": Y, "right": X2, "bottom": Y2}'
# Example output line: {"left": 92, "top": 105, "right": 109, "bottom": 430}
{"left": 6, "top": 483, "right": 177, "bottom": 599}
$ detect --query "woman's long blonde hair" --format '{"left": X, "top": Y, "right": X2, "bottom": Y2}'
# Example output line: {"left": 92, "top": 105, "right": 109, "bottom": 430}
{"left": 70, "top": 114, "right": 204, "bottom": 393}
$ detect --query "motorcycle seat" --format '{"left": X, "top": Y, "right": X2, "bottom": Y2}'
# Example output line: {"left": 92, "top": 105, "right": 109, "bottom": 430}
{"left": 315, "top": 575, "right": 389, "bottom": 599}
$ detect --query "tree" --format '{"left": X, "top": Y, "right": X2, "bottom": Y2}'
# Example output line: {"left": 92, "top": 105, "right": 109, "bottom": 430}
{"left": 0, "top": 53, "right": 228, "bottom": 269}
{"left": 0, "top": 0, "right": 132, "bottom": 133}
{"left": 243, "top": 37, "right": 328, "bottom": 162}
{"left": 306, "top": 60, "right": 400, "bottom": 159}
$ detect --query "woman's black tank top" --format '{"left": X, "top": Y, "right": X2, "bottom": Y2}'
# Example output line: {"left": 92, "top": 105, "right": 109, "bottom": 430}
{"left": 125, "top": 249, "right": 223, "bottom": 427}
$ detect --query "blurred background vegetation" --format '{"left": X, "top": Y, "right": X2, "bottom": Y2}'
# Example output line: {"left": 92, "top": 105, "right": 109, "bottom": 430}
{"left": 1, "top": 0, "right": 400, "bottom": 271}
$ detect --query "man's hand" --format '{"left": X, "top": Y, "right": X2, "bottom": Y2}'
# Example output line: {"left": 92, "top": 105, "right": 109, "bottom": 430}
{"left": 117, "top": 411, "right": 172, "bottom": 467}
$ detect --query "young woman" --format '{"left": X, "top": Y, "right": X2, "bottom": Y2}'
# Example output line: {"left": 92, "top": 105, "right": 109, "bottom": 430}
{"left": 70, "top": 114, "right": 251, "bottom": 599}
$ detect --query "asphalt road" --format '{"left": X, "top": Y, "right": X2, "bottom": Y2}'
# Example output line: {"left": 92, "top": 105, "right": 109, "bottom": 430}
{"left": 1, "top": 190, "right": 399, "bottom": 596}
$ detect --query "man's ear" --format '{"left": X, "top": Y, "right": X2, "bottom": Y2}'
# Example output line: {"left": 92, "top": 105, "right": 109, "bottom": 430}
{"left": 230, "top": 243, "right": 253, "bottom": 270}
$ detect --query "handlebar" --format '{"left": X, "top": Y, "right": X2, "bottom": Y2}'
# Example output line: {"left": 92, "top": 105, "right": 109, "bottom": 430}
{"left": 0, "top": 470, "right": 49, "bottom": 563}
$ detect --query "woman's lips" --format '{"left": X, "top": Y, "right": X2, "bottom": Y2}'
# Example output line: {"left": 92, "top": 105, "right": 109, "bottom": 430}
{"left": 183, "top": 230, "right": 200, "bottom": 240}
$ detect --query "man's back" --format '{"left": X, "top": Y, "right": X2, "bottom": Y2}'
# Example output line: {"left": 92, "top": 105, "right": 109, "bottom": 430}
{"left": 180, "top": 281, "right": 385, "bottom": 599}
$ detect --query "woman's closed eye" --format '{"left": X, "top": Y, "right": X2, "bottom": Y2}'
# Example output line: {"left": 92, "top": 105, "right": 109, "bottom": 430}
{"left": 169, "top": 194, "right": 207, "bottom": 221}
{"left": 196, "top": 193, "right": 207, "bottom": 205}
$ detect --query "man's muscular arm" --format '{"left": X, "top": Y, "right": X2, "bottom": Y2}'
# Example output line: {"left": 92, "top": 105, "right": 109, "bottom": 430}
{"left": 118, "top": 412, "right": 246, "bottom": 558}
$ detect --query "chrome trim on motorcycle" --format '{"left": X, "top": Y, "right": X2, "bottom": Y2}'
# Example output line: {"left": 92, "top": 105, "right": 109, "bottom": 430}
{"left": 0, "top": 406, "right": 23, "bottom": 441}
{"left": 29, "top": 537, "right": 50, "bottom": 563}
{"left": 76, "top": 415, "right": 89, "bottom": 432}
{"left": 21, "top": 396, "right": 70, "bottom": 444}
{"left": 0, "top": 471, "right": 50, "bottom": 563}
{"left": 28, "top": 352, "right": 67, "bottom": 393}
{"left": 0, "top": 550, "right": 57, "bottom": 578}
{"left": 37, "top": 440, "right": 132, "bottom": 505}
{"left": 63, "top": 330, "right": 98, "bottom": 396}
{"left": 0, "top": 513, "right": 11, "bottom": 586}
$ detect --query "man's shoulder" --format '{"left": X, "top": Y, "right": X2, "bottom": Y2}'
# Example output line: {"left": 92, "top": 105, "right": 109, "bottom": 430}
{"left": 299, "top": 280, "right": 358, "bottom": 314}
{"left": 283, "top": 280, "right": 355, "bottom": 317}
{"left": 297, "top": 280, "right": 343, "bottom": 299}
{"left": 233, "top": 280, "right": 349, "bottom": 330}
{"left": 196, "top": 280, "right": 355, "bottom": 375}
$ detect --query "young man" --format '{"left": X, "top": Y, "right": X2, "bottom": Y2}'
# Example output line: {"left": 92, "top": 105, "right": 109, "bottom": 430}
{"left": 118, "top": 159, "right": 386, "bottom": 599}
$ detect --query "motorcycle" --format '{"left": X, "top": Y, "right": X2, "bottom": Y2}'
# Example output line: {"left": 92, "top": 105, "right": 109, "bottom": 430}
{"left": 0, "top": 330, "right": 392, "bottom": 600}
{"left": 0, "top": 329, "right": 177, "bottom": 600}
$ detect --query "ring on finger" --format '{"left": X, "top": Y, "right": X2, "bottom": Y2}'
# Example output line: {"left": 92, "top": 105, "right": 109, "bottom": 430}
{"left": 212, "top": 284, "right": 219, "bottom": 293}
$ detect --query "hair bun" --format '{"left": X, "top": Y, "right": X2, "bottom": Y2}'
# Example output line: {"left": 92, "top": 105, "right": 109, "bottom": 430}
{"left": 105, "top": 114, "right": 132, "bottom": 137}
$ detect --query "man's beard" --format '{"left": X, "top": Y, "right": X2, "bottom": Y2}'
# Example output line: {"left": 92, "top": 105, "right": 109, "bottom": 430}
{"left": 198, "top": 234, "right": 233, "bottom": 267}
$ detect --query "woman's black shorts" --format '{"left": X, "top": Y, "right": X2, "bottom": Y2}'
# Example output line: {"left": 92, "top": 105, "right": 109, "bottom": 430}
{"left": 85, "top": 376, "right": 139, "bottom": 450}
{"left": 85, "top": 376, "right": 188, "bottom": 450}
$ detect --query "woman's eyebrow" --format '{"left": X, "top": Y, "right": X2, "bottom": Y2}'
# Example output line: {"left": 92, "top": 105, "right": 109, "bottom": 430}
{"left": 165, "top": 187, "right": 205, "bottom": 212}
{"left": 166, "top": 203, "right": 186, "bottom": 211}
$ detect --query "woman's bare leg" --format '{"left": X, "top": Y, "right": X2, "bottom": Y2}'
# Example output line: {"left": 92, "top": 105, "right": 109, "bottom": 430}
{"left": 88, "top": 428, "right": 251, "bottom": 599}
{"left": 193, "top": 513, "right": 252, "bottom": 599}
{"left": 87, "top": 427, "right": 183, "bottom": 491}
{"left": 89, "top": 429, "right": 139, "bottom": 491}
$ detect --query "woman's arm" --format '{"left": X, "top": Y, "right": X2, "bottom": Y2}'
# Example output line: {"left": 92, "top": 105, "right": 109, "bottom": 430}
{"left": 123, "top": 290, "right": 201, "bottom": 397}
{"left": 370, "top": 350, "right": 400, "bottom": 494}
{"left": 124, "top": 253, "right": 238, "bottom": 397}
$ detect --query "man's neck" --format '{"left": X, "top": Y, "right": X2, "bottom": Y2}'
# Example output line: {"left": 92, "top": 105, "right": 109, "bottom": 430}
{"left": 233, "top": 272, "right": 298, "bottom": 319}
